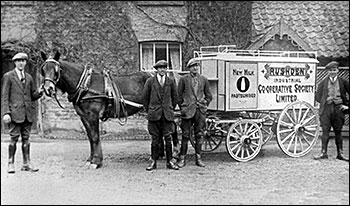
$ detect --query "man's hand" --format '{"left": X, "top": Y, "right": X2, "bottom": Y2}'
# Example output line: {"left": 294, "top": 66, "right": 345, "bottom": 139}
{"left": 38, "top": 86, "right": 45, "bottom": 96}
{"left": 340, "top": 104, "right": 349, "bottom": 111}
{"left": 3, "top": 114, "right": 11, "bottom": 124}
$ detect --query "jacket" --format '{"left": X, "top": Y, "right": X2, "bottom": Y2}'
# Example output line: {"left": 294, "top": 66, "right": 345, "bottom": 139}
{"left": 142, "top": 75, "right": 178, "bottom": 121}
{"left": 315, "top": 76, "right": 349, "bottom": 116}
{"left": 177, "top": 73, "right": 212, "bottom": 119}
{"left": 2, "top": 69, "right": 42, "bottom": 123}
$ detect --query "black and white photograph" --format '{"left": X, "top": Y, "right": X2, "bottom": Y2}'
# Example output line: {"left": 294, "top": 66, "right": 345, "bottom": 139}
{"left": 1, "top": 1, "right": 349, "bottom": 205}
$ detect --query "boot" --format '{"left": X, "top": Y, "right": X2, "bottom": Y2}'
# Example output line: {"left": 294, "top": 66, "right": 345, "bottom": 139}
{"left": 177, "top": 155, "right": 186, "bottom": 168}
{"left": 336, "top": 143, "right": 349, "bottom": 162}
{"left": 21, "top": 142, "right": 39, "bottom": 172}
{"left": 8, "top": 143, "right": 16, "bottom": 174}
{"left": 172, "top": 144, "right": 180, "bottom": 161}
{"left": 195, "top": 153, "right": 205, "bottom": 167}
{"left": 166, "top": 161, "right": 179, "bottom": 170}
{"left": 146, "top": 159, "right": 157, "bottom": 171}
{"left": 157, "top": 140, "right": 165, "bottom": 160}
{"left": 313, "top": 150, "right": 328, "bottom": 160}
{"left": 195, "top": 136, "right": 205, "bottom": 167}
{"left": 314, "top": 132, "right": 329, "bottom": 160}
{"left": 164, "top": 136, "right": 178, "bottom": 170}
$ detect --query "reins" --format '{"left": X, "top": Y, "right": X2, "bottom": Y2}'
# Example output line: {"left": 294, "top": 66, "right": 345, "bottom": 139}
{"left": 42, "top": 59, "right": 65, "bottom": 109}
{"left": 42, "top": 58, "right": 143, "bottom": 125}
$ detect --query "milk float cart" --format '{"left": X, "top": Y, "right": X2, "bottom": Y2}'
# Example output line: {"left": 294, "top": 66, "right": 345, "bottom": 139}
{"left": 186, "top": 45, "right": 320, "bottom": 162}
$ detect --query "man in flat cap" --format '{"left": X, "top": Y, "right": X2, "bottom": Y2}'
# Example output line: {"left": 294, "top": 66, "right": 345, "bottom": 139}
{"left": 176, "top": 58, "right": 212, "bottom": 168}
{"left": 2, "top": 52, "right": 44, "bottom": 173}
{"left": 314, "top": 61, "right": 349, "bottom": 161}
{"left": 142, "top": 60, "right": 179, "bottom": 170}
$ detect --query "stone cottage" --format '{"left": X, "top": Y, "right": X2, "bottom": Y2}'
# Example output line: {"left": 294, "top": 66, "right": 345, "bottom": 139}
{"left": 1, "top": 1, "right": 348, "bottom": 138}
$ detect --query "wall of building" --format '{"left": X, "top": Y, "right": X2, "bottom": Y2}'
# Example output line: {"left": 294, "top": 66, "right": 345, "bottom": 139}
{"left": 3, "top": 1, "right": 347, "bottom": 139}
{"left": 1, "top": 1, "right": 37, "bottom": 42}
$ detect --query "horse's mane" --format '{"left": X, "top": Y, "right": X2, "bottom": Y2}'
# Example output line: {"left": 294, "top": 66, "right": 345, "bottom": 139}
{"left": 59, "top": 60, "right": 85, "bottom": 71}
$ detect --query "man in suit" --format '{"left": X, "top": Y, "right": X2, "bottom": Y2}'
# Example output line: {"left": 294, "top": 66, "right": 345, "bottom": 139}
{"left": 143, "top": 60, "right": 179, "bottom": 170}
{"left": 314, "top": 61, "right": 349, "bottom": 161}
{"left": 177, "top": 58, "right": 212, "bottom": 168}
{"left": 2, "top": 52, "right": 44, "bottom": 173}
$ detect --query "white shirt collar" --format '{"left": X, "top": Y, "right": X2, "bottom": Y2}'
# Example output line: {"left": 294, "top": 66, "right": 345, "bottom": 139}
{"left": 15, "top": 68, "right": 25, "bottom": 80}
{"left": 157, "top": 74, "right": 166, "bottom": 82}
{"left": 329, "top": 75, "right": 337, "bottom": 82}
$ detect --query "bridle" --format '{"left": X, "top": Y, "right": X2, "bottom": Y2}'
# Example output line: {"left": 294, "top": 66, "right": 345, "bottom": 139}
{"left": 42, "top": 58, "right": 61, "bottom": 85}
{"left": 41, "top": 58, "right": 65, "bottom": 109}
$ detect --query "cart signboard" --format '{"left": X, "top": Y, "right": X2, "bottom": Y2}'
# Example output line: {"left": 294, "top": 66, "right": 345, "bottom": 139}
{"left": 256, "top": 62, "right": 316, "bottom": 110}
{"left": 228, "top": 62, "right": 258, "bottom": 109}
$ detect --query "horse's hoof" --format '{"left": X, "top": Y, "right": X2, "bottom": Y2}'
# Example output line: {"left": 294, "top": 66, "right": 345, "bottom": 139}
{"left": 88, "top": 164, "right": 98, "bottom": 169}
{"left": 83, "top": 162, "right": 91, "bottom": 169}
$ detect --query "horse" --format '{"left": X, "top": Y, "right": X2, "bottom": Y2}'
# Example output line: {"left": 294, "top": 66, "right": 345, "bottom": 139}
{"left": 39, "top": 51, "right": 152, "bottom": 169}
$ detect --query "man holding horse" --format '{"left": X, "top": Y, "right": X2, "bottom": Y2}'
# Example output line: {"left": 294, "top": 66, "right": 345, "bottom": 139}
{"left": 143, "top": 60, "right": 179, "bottom": 171}
{"left": 2, "top": 52, "right": 44, "bottom": 173}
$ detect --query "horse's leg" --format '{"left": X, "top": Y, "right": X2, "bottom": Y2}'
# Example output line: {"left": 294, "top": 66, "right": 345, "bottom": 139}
{"left": 80, "top": 117, "right": 95, "bottom": 167}
{"left": 80, "top": 115, "right": 103, "bottom": 169}
{"left": 75, "top": 103, "right": 104, "bottom": 169}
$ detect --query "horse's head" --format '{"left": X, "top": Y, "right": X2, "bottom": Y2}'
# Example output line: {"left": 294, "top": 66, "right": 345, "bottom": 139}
{"left": 40, "top": 51, "right": 61, "bottom": 97}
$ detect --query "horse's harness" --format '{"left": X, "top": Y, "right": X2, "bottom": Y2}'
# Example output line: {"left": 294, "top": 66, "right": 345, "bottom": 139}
{"left": 42, "top": 59, "right": 143, "bottom": 125}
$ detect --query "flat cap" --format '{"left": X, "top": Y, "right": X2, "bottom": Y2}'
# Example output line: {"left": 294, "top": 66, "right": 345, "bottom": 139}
{"left": 325, "top": 61, "right": 339, "bottom": 70}
{"left": 153, "top": 60, "right": 168, "bottom": 69}
{"left": 187, "top": 58, "right": 200, "bottom": 68}
{"left": 12, "top": 52, "right": 28, "bottom": 61}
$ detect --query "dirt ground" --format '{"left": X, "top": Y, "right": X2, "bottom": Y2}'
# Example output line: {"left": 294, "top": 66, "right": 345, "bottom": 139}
{"left": 1, "top": 135, "right": 349, "bottom": 205}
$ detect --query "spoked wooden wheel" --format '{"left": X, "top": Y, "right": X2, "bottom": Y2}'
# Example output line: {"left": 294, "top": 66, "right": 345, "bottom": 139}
{"left": 226, "top": 120, "right": 263, "bottom": 162}
{"left": 241, "top": 111, "right": 274, "bottom": 146}
{"left": 189, "top": 117, "right": 228, "bottom": 153}
{"left": 276, "top": 100, "right": 320, "bottom": 157}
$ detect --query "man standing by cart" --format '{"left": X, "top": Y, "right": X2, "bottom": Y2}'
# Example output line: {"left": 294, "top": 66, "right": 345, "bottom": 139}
{"left": 143, "top": 60, "right": 179, "bottom": 171}
{"left": 314, "top": 61, "right": 349, "bottom": 161}
{"left": 177, "top": 58, "right": 212, "bottom": 168}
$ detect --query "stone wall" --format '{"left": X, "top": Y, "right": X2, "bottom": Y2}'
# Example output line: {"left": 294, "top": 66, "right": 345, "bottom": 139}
{"left": 0, "top": 1, "right": 270, "bottom": 140}
{"left": 1, "top": 1, "right": 37, "bottom": 42}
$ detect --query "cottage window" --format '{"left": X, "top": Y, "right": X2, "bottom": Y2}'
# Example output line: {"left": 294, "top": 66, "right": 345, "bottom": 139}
{"left": 140, "top": 42, "right": 182, "bottom": 71}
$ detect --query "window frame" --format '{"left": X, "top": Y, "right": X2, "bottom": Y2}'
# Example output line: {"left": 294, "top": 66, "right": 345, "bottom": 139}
{"left": 139, "top": 41, "right": 182, "bottom": 71}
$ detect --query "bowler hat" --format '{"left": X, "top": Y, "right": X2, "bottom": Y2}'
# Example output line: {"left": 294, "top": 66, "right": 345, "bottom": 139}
{"left": 12, "top": 52, "right": 28, "bottom": 61}
{"left": 154, "top": 60, "right": 168, "bottom": 69}
{"left": 187, "top": 58, "right": 200, "bottom": 68}
{"left": 325, "top": 61, "right": 339, "bottom": 70}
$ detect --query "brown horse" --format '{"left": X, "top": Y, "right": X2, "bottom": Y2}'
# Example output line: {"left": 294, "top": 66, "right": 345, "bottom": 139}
{"left": 40, "top": 51, "right": 152, "bottom": 169}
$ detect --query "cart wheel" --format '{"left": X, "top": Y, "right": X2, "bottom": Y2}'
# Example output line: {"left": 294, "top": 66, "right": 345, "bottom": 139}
{"left": 226, "top": 120, "right": 263, "bottom": 162}
{"left": 276, "top": 100, "right": 320, "bottom": 157}
{"left": 241, "top": 111, "right": 274, "bottom": 146}
{"left": 189, "top": 117, "right": 227, "bottom": 153}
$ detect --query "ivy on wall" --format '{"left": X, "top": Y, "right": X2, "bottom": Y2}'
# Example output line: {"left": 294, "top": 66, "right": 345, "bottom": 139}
{"left": 2, "top": 1, "right": 252, "bottom": 74}
{"left": 35, "top": 1, "right": 139, "bottom": 75}
{"left": 183, "top": 1, "right": 252, "bottom": 69}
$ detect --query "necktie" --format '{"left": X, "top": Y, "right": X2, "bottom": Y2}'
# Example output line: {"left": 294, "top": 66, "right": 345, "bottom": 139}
{"left": 20, "top": 71, "right": 25, "bottom": 81}
{"left": 20, "top": 71, "right": 25, "bottom": 88}
{"left": 160, "top": 76, "right": 164, "bottom": 86}
{"left": 192, "top": 76, "right": 198, "bottom": 96}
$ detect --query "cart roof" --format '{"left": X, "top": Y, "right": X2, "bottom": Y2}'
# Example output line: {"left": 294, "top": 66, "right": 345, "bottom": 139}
{"left": 194, "top": 45, "right": 319, "bottom": 64}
